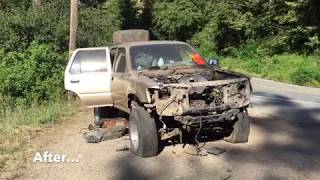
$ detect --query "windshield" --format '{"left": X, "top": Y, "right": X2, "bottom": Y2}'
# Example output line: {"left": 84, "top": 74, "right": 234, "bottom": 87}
{"left": 130, "top": 44, "right": 206, "bottom": 70}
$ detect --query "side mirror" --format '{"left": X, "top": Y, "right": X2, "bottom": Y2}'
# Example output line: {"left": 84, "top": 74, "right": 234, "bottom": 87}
{"left": 208, "top": 58, "right": 219, "bottom": 67}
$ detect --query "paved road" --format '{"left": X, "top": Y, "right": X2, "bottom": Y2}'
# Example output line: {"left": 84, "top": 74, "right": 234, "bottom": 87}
{"left": 218, "top": 78, "right": 320, "bottom": 180}
{"left": 17, "top": 78, "right": 320, "bottom": 180}
{"left": 251, "top": 77, "right": 320, "bottom": 123}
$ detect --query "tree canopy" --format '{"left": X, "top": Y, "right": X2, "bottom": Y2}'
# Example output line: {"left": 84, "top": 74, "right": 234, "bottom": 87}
{"left": 0, "top": 0, "right": 319, "bottom": 107}
{"left": 1, "top": 0, "right": 319, "bottom": 54}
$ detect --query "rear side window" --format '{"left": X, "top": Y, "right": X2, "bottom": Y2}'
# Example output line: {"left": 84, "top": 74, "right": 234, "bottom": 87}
{"left": 70, "top": 50, "right": 107, "bottom": 74}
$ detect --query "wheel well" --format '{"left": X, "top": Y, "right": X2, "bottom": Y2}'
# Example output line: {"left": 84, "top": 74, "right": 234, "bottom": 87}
{"left": 66, "top": 90, "right": 80, "bottom": 102}
{"left": 128, "top": 94, "right": 141, "bottom": 109}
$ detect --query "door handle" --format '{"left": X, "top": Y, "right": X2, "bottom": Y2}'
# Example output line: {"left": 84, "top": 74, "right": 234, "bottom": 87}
{"left": 70, "top": 79, "right": 80, "bottom": 83}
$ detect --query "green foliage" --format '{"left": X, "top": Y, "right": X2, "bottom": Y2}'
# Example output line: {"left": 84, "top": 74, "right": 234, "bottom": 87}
{"left": 0, "top": 100, "right": 78, "bottom": 171}
{"left": 0, "top": 0, "right": 31, "bottom": 10}
{"left": 0, "top": 0, "right": 123, "bottom": 51}
{"left": 0, "top": 0, "right": 319, "bottom": 111}
{"left": 0, "top": 1, "right": 70, "bottom": 51}
{"left": 150, "top": 0, "right": 320, "bottom": 55}
{"left": 153, "top": 0, "right": 205, "bottom": 41}
{"left": 191, "top": 23, "right": 218, "bottom": 58}
{"left": 78, "top": 1, "right": 121, "bottom": 47}
{"left": 0, "top": 0, "right": 126, "bottom": 110}
{"left": 221, "top": 54, "right": 320, "bottom": 87}
{"left": 291, "top": 61, "right": 319, "bottom": 86}
{"left": 0, "top": 42, "right": 66, "bottom": 107}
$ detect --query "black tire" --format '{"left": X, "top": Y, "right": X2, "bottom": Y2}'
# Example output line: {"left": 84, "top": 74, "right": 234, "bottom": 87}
{"left": 224, "top": 110, "right": 250, "bottom": 143}
{"left": 129, "top": 102, "right": 159, "bottom": 157}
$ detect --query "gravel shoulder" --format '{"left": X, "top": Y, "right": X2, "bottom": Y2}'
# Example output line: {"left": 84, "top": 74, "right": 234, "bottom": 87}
{"left": 16, "top": 108, "right": 231, "bottom": 180}
{"left": 11, "top": 106, "right": 320, "bottom": 180}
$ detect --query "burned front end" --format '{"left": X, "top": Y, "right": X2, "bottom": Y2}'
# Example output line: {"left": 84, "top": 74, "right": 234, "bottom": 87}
{"left": 145, "top": 75, "right": 251, "bottom": 134}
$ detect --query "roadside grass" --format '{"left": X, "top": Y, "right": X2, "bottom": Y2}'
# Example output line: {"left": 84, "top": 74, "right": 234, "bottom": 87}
{"left": 220, "top": 54, "right": 320, "bottom": 87}
{"left": 0, "top": 100, "right": 79, "bottom": 173}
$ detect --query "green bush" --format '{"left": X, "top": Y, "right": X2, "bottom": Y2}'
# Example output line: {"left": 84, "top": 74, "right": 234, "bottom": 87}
{"left": 0, "top": 42, "right": 66, "bottom": 107}
{"left": 0, "top": 1, "right": 70, "bottom": 52}
{"left": 191, "top": 23, "right": 218, "bottom": 58}
{"left": 221, "top": 54, "right": 320, "bottom": 87}
{"left": 77, "top": 0, "right": 122, "bottom": 47}
{"left": 291, "top": 61, "right": 319, "bottom": 86}
{"left": 0, "top": 0, "right": 122, "bottom": 51}
{"left": 153, "top": 0, "right": 205, "bottom": 41}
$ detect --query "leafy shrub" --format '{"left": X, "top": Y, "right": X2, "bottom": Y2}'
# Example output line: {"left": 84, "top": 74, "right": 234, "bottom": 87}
{"left": 221, "top": 54, "right": 320, "bottom": 87}
{"left": 0, "top": 0, "right": 122, "bottom": 52}
{"left": 0, "top": 1, "right": 70, "bottom": 52}
{"left": 0, "top": 42, "right": 66, "bottom": 107}
{"left": 228, "top": 42, "right": 269, "bottom": 58}
{"left": 153, "top": 0, "right": 205, "bottom": 41}
{"left": 246, "top": 59, "right": 264, "bottom": 74}
{"left": 291, "top": 61, "right": 319, "bottom": 85}
{"left": 77, "top": 0, "right": 122, "bottom": 47}
{"left": 191, "top": 23, "right": 218, "bottom": 58}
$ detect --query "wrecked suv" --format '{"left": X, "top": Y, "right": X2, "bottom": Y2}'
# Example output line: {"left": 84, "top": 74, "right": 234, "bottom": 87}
{"left": 64, "top": 31, "right": 252, "bottom": 157}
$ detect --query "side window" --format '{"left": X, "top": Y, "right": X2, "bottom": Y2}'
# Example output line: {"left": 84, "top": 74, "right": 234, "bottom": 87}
{"left": 115, "top": 48, "right": 127, "bottom": 73}
{"left": 69, "top": 49, "right": 107, "bottom": 74}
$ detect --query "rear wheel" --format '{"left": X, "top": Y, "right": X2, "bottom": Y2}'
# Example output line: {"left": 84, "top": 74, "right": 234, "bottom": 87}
{"left": 129, "top": 102, "right": 159, "bottom": 157}
{"left": 224, "top": 110, "right": 250, "bottom": 143}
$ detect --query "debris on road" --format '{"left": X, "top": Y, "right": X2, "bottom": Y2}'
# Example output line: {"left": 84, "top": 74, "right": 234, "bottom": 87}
{"left": 82, "top": 118, "right": 128, "bottom": 143}
{"left": 101, "top": 118, "right": 129, "bottom": 129}
{"left": 207, "top": 146, "right": 226, "bottom": 156}
{"left": 172, "top": 144, "right": 208, "bottom": 156}
{"left": 170, "top": 144, "right": 227, "bottom": 157}
{"left": 116, "top": 144, "right": 130, "bottom": 152}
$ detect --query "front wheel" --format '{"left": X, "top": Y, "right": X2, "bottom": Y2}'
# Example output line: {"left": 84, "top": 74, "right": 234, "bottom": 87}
{"left": 129, "top": 102, "right": 159, "bottom": 157}
{"left": 224, "top": 110, "right": 250, "bottom": 143}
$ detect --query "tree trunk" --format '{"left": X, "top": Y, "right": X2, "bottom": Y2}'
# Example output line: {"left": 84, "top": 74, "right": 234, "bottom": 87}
{"left": 69, "top": 0, "right": 78, "bottom": 57}
{"left": 32, "top": 0, "right": 41, "bottom": 9}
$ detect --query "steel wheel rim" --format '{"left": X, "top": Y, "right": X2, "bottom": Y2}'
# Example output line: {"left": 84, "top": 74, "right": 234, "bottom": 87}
{"left": 130, "top": 120, "right": 139, "bottom": 150}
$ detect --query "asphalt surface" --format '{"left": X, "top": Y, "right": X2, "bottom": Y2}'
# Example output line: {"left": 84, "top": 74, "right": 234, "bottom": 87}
{"left": 16, "top": 78, "right": 320, "bottom": 180}
{"left": 251, "top": 77, "right": 320, "bottom": 122}
{"left": 220, "top": 78, "right": 320, "bottom": 180}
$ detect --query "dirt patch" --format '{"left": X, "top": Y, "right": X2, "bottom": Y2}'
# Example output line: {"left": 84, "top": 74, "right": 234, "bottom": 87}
{"left": 0, "top": 107, "right": 87, "bottom": 180}
{"left": 10, "top": 108, "right": 232, "bottom": 180}
{"left": 3, "top": 107, "right": 320, "bottom": 180}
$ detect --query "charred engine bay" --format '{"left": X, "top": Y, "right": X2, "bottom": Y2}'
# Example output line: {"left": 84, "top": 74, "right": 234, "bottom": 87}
{"left": 142, "top": 68, "right": 244, "bottom": 84}
{"left": 142, "top": 67, "right": 251, "bottom": 116}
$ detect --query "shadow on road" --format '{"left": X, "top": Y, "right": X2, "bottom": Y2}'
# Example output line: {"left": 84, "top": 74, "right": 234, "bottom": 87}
{"left": 110, "top": 150, "right": 231, "bottom": 180}
{"left": 107, "top": 93, "right": 320, "bottom": 180}
{"left": 224, "top": 93, "right": 320, "bottom": 179}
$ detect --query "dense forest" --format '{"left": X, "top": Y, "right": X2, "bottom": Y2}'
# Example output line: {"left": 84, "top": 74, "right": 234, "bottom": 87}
{"left": 0, "top": 0, "right": 320, "bottom": 110}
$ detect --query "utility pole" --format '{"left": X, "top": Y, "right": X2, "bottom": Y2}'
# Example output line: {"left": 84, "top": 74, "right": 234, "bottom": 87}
{"left": 32, "top": 0, "right": 42, "bottom": 9}
{"left": 68, "top": 0, "right": 78, "bottom": 104}
{"left": 69, "top": 0, "right": 78, "bottom": 57}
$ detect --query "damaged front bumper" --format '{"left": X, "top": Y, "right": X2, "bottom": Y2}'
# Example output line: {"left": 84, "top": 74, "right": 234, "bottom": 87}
{"left": 175, "top": 108, "right": 240, "bottom": 126}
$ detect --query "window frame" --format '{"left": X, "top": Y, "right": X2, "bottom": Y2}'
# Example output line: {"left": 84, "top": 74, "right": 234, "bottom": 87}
{"left": 113, "top": 47, "right": 128, "bottom": 74}
{"left": 69, "top": 52, "right": 81, "bottom": 74}
{"left": 69, "top": 49, "right": 108, "bottom": 74}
